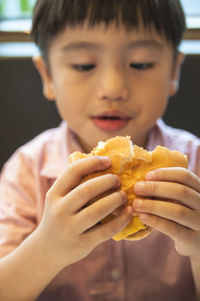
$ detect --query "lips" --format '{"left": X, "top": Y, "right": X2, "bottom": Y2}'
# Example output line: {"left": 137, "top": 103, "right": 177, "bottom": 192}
{"left": 91, "top": 111, "right": 131, "bottom": 132}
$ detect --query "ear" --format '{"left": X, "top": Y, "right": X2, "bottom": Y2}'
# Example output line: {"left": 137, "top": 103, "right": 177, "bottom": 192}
{"left": 169, "top": 51, "right": 185, "bottom": 97}
{"left": 32, "top": 55, "right": 55, "bottom": 100}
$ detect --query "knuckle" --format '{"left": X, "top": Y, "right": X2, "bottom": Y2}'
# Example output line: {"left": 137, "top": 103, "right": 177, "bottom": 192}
{"left": 169, "top": 222, "right": 180, "bottom": 237}
{"left": 81, "top": 184, "right": 93, "bottom": 197}
{"left": 87, "top": 204, "right": 104, "bottom": 221}
{"left": 176, "top": 206, "right": 187, "bottom": 220}
{"left": 149, "top": 181, "right": 157, "bottom": 195}
{"left": 66, "top": 163, "right": 77, "bottom": 178}
{"left": 67, "top": 161, "right": 76, "bottom": 172}
{"left": 52, "top": 204, "right": 63, "bottom": 220}
{"left": 180, "top": 168, "right": 189, "bottom": 182}
{"left": 87, "top": 208, "right": 96, "bottom": 221}
{"left": 178, "top": 184, "right": 188, "bottom": 199}
{"left": 110, "top": 174, "right": 120, "bottom": 185}
{"left": 103, "top": 225, "right": 116, "bottom": 238}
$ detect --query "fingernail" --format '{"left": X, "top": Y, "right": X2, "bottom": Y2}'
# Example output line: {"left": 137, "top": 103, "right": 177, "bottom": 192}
{"left": 127, "top": 206, "right": 134, "bottom": 215}
{"left": 133, "top": 199, "right": 142, "bottom": 209}
{"left": 145, "top": 171, "right": 155, "bottom": 180}
{"left": 101, "top": 156, "right": 111, "bottom": 165}
{"left": 120, "top": 190, "right": 127, "bottom": 201}
{"left": 134, "top": 182, "right": 145, "bottom": 193}
{"left": 139, "top": 213, "right": 148, "bottom": 223}
{"left": 115, "top": 175, "right": 121, "bottom": 186}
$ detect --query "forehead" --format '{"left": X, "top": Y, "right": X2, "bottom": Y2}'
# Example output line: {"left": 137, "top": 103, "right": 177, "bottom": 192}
{"left": 51, "top": 21, "right": 169, "bottom": 52}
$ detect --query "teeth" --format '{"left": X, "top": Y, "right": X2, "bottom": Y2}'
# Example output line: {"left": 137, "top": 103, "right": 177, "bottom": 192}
{"left": 100, "top": 116, "right": 120, "bottom": 120}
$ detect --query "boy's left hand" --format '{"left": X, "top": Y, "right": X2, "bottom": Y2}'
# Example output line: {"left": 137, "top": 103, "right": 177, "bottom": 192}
{"left": 133, "top": 167, "right": 200, "bottom": 259}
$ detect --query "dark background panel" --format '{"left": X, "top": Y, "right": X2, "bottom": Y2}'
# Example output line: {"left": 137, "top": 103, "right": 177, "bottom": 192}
{"left": 0, "top": 55, "right": 199, "bottom": 170}
{"left": 163, "top": 55, "right": 200, "bottom": 138}
{"left": 0, "top": 59, "right": 61, "bottom": 170}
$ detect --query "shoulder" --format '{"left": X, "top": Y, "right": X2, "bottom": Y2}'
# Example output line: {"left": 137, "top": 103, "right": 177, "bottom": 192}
{"left": 20, "top": 122, "right": 66, "bottom": 154}
{"left": 156, "top": 120, "right": 200, "bottom": 175}
{"left": 1, "top": 122, "right": 67, "bottom": 177}
{"left": 158, "top": 119, "right": 200, "bottom": 149}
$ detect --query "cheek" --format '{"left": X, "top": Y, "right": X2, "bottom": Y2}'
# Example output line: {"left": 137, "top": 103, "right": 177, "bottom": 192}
{"left": 135, "top": 68, "right": 172, "bottom": 123}
{"left": 144, "top": 66, "right": 172, "bottom": 102}
{"left": 54, "top": 85, "right": 90, "bottom": 129}
{"left": 143, "top": 83, "right": 169, "bottom": 117}
{"left": 57, "top": 95, "right": 83, "bottom": 122}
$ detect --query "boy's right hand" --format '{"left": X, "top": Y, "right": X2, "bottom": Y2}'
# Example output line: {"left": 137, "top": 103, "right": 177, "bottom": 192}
{"left": 37, "top": 156, "right": 133, "bottom": 269}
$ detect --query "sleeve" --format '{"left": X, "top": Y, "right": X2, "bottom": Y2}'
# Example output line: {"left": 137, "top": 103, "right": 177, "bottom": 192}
{"left": 0, "top": 150, "right": 38, "bottom": 258}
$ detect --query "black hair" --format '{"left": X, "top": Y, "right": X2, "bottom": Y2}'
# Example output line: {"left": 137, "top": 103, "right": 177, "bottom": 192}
{"left": 31, "top": 0, "right": 186, "bottom": 61}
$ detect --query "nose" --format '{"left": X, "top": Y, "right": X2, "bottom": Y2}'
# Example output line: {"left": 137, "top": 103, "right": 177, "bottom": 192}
{"left": 97, "top": 67, "right": 128, "bottom": 101}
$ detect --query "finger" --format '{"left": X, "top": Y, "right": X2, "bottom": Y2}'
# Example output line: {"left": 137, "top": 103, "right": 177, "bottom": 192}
{"left": 63, "top": 173, "right": 120, "bottom": 213}
{"left": 133, "top": 198, "right": 200, "bottom": 231}
{"left": 145, "top": 167, "right": 200, "bottom": 193}
{"left": 84, "top": 206, "right": 134, "bottom": 244}
{"left": 76, "top": 191, "right": 127, "bottom": 232}
{"left": 134, "top": 181, "right": 200, "bottom": 210}
{"left": 49, "top": 156, "right": 111, "bottom": 197}
{"left": 138, "top": 213, "right": 194, "bottom": 245}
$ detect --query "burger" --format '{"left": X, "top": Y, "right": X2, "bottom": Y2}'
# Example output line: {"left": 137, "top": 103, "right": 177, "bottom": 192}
{"left": 69, "top": 136, "right": 188, "bottom": 241}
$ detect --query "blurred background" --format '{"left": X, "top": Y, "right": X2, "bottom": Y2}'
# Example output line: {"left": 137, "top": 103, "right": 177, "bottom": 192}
{"left": 0, "top": 0, "right": 200, "bottom": 170}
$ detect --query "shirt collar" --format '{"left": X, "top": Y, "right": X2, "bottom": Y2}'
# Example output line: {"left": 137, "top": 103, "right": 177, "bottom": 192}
{"left": 40, "top": 121, "right": 84, "bottom": 179}
{"left": 146, "top": 118, "right": 166, "bottom": 151}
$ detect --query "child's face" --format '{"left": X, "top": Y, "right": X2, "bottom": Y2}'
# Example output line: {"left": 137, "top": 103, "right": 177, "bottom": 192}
{"left": 34, "top": 22, "right": 184, "bottom": 152}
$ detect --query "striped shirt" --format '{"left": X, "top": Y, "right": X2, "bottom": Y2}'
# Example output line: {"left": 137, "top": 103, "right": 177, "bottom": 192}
{"left": 0, "top": 119, "right": 199, "bottom": 300}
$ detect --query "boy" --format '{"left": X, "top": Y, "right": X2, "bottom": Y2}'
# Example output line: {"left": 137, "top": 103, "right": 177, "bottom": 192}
{"left": 0, "top": 0, "right": 200, "bottom": 300}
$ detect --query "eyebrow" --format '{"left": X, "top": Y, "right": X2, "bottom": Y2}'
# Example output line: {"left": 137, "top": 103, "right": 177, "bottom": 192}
{"left": 127, "top": 40, "right": 163, "bottom": 51}
{"left": 61, "top": 39, "right": 163, "bottom": 53}
{"left": 61, "top": 42, "right": 102, "bottom": 52}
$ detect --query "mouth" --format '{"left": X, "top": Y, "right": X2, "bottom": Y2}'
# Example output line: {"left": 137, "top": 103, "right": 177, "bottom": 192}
{"left": 91, "top": 111, "right": 131, "bottom": 132}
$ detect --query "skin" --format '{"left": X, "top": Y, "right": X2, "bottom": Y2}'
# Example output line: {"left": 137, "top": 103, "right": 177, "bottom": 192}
{"left": 0, "top": 156, "right": 133, "bottom": 301}
{"left": 34, "top": 22, "right": 184, "bottom": 151}
{"left": 33, "top": 22, "right": 200, "bottom": 297}
{"left": 134, "top": 167, "right": 200, "bottom": 297}
{"left": 38, "top": 156, "right": 132, "bottom": 268}
{"left": 0, "top": 22, "right": 199, "bottom": 300}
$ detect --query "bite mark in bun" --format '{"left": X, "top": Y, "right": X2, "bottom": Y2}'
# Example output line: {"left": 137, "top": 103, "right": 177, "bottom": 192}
{"left": 69, "top": 136, "right": 188, "bottom": 241}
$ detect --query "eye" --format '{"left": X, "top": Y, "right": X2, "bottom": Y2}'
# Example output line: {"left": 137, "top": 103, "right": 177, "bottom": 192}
{"left": 130, "top": 63, "right": 154, "bottom": 70}
{"left": 72, "top": 64, "right": 95, "bottom": 72}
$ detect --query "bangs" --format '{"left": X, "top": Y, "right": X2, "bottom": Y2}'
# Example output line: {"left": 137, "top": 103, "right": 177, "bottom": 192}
{"left": 32, "top": 0, "right": 185, "bottom": 56}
